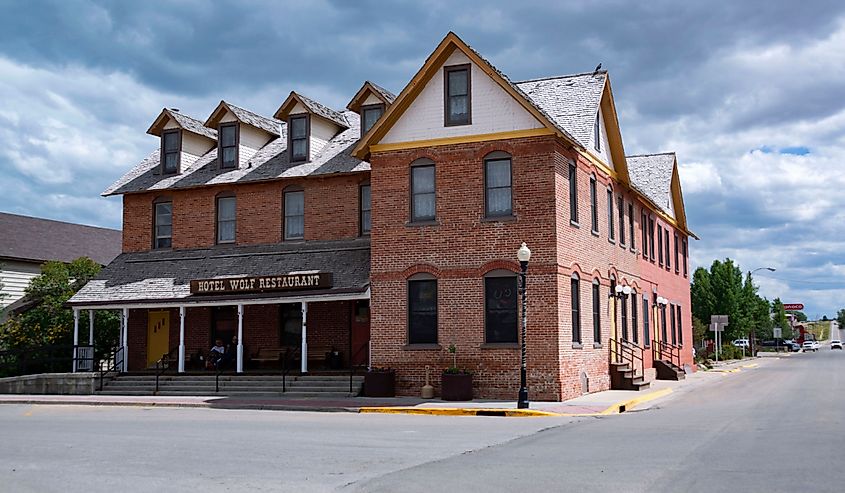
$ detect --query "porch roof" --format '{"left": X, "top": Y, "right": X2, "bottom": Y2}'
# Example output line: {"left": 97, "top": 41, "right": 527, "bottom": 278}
{"left": 68, "top": 238, "right": 370, "bottom": 308}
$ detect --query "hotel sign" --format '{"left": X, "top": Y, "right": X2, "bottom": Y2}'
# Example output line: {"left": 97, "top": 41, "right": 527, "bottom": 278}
{"left": 190, "top": 273, "right": 333, "bottom": 295}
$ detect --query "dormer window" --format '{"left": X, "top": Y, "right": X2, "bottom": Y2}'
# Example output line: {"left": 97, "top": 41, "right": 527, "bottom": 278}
{"left": 219, "top": 123, "right": 239, "bottom": 170}
{"left": 289, "top": 115, "right": 309, "bottom": 162}
{"left": 161, "top": 130, "right": 181, "bottom": 174}
{"left": 361, "top": 104, "right": 384, "bottom": 135}
{"left": 445, "top": 65, "right": 471, "bottom": 126}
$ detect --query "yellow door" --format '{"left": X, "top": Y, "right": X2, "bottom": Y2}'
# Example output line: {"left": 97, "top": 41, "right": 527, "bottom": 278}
{"left": 147, "top": 311, "right": 170, "bottom": 367}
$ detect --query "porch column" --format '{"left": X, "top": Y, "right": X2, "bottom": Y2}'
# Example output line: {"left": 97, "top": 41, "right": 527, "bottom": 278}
{"left": 122, "top": 308, "right": 129, "bottom": 372}
{"left": 178, "top": 306, "right": 186, "bottom": 373}
{"left": 72, "top": 309, "right": 79, "bottom": 372}
{"left": 301, "top": 301, "right": 308, "bottom": 373}
{"left": 88, "top": 309, "right": 95, "bottom": 346}
{"left": 236, "top": 304, "right": 244, "bottom": 373}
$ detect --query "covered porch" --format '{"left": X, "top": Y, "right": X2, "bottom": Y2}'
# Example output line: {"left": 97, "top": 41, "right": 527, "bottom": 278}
{"left": 67, "top": 238, "right": 371, "bottom": 377}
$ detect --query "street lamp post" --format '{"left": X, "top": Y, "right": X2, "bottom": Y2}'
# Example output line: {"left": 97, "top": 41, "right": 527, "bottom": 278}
{"left": 517, "top": 242, "right": 531, "bottom": 409}
{"left": 748, "top": 267, "right": 776, "bottom": 355}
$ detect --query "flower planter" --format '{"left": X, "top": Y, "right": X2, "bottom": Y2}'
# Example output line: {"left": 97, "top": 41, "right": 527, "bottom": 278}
{"left": 364, "top": 370, "right": 395, "bottom": 397}
{"left": 441, "top": 372, "right": 473, "bottom": 401}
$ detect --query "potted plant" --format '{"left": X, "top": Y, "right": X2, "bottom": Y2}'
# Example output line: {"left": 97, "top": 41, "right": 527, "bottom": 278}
{"left": 363, "top": 367, "right": 395, "bottom": 397}
{"left": 441, "top": 344, "right": 473, "bottom": 401}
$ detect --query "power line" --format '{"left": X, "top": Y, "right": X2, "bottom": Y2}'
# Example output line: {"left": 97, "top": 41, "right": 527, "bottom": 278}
{"left": 756, "top": 274, "right": 845, "bottom": 286}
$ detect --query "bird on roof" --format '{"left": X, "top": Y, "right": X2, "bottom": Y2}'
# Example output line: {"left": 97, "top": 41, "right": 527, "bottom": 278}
{"left": 593, "top": 63, "right": 602, "bottom": 75}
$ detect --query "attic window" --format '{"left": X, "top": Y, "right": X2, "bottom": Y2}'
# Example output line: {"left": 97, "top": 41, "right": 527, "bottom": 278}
{"left": 289, "top": 115, "right": 309, "bottom": 163}
{"left": 444, "top": 65, "right": 471, "bottom": 126}
{"left": 219, "top": 123, "right": 239, "bottom": 170}
{"left": 361, "top": 104, "right": 384, "bottom": 135}
{"left": 161, "top": 130, "right": 181, "bottom": 174}
{"left": 594, "top": 112, "right": 601, "bottom": 152}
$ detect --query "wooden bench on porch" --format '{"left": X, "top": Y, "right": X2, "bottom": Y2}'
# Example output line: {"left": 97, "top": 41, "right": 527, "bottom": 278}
{"left": 250, "top": 348, "right": 284, "bottom": 369}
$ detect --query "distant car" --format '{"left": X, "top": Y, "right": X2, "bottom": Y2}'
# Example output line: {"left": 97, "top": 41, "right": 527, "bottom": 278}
{"left": 813, "top": 341, "right": 820, "bottom": 350}
{"left": 831, "top": 340, "right": 843, "bottom": 350}
{"left": 802, "top": 341, "right": 817, "bottom": 352}
{"left": 733, "top": 339, "right": 750, "bottom": 348}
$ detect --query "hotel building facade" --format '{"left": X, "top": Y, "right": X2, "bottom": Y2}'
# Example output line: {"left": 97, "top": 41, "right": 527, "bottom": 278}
{"left": 70, "top": 33, "right": 696, "bottom": 401}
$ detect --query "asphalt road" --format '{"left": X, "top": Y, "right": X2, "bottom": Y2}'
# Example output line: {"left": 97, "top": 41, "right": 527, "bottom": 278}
{"left": 1, "top": 339, "right": 842, "bottom": 492}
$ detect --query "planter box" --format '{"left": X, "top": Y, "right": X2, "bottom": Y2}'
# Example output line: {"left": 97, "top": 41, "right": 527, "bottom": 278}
{"left": 441, "top": 373, "right": 473, "bottom": 401}
{"left": 364, "top": 370, "right": 395, "bottom": 397}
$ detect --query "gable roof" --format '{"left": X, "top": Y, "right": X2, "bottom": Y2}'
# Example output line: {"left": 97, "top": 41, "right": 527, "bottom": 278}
{"left": 626, "top": 152, "right": 694, "bottom": 237}
{"left": 346, "top": 81, "right": 397, "bottom": 112}
{"left": 353, "top": 32, "right": 586, "bottom": 160}
{"left": 515, "top": 72, "right": 606, "bottom": 149}
{"left": 147, "top": 108, "right": 217, "bottom": 140}
{"left": 205, "top": 101, "right": 282, "bottom": 136}
{"left": 102, "top": 111, "right": 368, "bottom": 196}
{"left": 274, "top": 92, "right": 349, "bottom": 129}
{"left": 0, "top": 212, "right": 122, "bottom": 265}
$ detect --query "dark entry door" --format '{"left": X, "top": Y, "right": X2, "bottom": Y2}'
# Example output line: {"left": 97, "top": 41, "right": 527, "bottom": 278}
{"left": 351, "top": 300, "right": 370, "bottom": 366}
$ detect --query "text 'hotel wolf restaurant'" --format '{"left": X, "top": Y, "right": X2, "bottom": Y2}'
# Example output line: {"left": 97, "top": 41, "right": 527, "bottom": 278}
{"left": 69, "top": 33, "right": 696, "bottom": 401}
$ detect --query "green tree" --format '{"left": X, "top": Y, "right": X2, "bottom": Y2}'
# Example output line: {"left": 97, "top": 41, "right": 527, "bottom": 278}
{"left": 0, "top": 258, "right": 119, "bottom": 352}
{"left": 837, "top": 309, "right": 845, "bottom": 327}
{"left": 788, "top": 311, "right": 807, "bottom": 322}
{"left": 772, "top": 298, "right": 792, "bottom": 339}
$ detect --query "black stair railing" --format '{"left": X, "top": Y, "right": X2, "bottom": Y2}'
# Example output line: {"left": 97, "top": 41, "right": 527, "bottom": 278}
{"left": 281, "top": 346, "right": 301, "bottom": 393}
{"left": 610, "top": 338, "right": 644, "bottom": 377}
{"left": 652, "top": 340, "right": 681, "bottom": 368}
{"left": 98, "top": 346, "right": 125, "bottom": 391}
{"left": 154, "top": 347, "right": 180, "bottom": 394}
{"left": 348, "top": 344, "right": 368, "bottom": 395}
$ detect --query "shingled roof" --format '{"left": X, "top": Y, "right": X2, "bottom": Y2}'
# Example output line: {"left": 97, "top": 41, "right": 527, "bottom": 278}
{"left": 206, "top": 101, "right": 282, "bottom": 137}
{"left": 626, "top": 152, "right": 676, "bottom": 218}
{"left": 147, "top": 109, "right": 218, "bottom": 140}
{"left": 102, "top": 110, "right": 368, "bottom": 196}
{"left": 365, "top": 81, "right": 396, "bottom": 104}
{"left": 291, "top": 93, "right": 350, "bottom": 128}
{"left": 0, "top": 212, "right": 122, "bottom": 265}
{"left": 67, "top": 238, "right": 370, "bottom": 306}
{"left": 516, "top": 72, "right": 606, "bottom": 149}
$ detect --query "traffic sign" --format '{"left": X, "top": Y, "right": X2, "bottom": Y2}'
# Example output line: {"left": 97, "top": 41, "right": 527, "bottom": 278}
{"left": 773, "top": 327, "right": 782, "bottom": 338}
{"left": 784, "top": 303, "right": 804, "bottom": 311}
{"left": 709, "top": 323, "right": 724, "bottom": 332}
{"left": 711, "top": 315, "right": 729, "bottom": 325}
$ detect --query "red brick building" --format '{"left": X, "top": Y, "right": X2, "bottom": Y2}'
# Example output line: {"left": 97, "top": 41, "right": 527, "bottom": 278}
{"left": 69, "top": 33, "right": 695, "bottom": 401}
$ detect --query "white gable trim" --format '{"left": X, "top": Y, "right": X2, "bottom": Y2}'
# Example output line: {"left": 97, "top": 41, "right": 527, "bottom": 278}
{"left": 381, "top": 50, "right": 542, "bottom": 144}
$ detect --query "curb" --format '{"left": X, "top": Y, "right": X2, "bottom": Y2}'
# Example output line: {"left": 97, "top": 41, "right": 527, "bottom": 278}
{"left": 358, "top": 407, "right": 559, "bottom": 417}
{"left": 598, "top": 387, "right": 673, "bottom": 415}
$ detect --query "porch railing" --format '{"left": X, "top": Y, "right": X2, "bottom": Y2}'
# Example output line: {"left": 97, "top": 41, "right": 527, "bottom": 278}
{"left": 0, "top": 344, "right": 75, "bottom": 378}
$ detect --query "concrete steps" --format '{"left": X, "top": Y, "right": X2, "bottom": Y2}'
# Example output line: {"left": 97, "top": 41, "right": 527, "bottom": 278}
{"left": 97, "top": 374, "right": 364, "bottom": 397}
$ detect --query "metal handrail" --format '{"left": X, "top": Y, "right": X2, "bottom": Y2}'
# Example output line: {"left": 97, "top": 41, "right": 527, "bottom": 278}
{"left": 348, "top": 344, "right": 368, "bottom": 394}
{"left": 154, "top": 347, "right": 179, "bottom": 394}
{"left": 611, "top": 338, "right": 644, "bottom": 376}
{"left": 281, "top": 346, "right": 301, "bottom": 393}
{"left": 98, "top": 346, "right": 125, "bottom": 391}
{"left": 653, "top": 340, "right": 681, "bottom": 367}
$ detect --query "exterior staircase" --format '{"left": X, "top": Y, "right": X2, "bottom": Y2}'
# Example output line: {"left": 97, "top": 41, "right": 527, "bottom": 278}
{"left": 653, "top": 359, "right": 685, "bottom": 381}
{"left": 97, "top": 374, "right": 364, "bottom": 398}
{"left": 609, "top": 362, "right": 650, "bottom": 391}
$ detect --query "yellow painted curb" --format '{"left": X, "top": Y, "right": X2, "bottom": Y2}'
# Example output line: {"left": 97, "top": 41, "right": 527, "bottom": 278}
{"left": 599, "top": 387, "right": 674, "bottom": 415}
{"left": 710, "top": 368, "right": 742, "bottom": 373}
{"left": 358, "top": 407, "right": 559, "bottom": 417}
{"left": 742, "top": 363, "right": 759, "bottom": 369}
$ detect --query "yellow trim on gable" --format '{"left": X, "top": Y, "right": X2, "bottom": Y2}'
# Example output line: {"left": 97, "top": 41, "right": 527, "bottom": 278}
{"left": 370, "top": 128, "right": 555, "bottom": 153}
{"left": 579, "top": 148, "right": 618, "bottom": 180}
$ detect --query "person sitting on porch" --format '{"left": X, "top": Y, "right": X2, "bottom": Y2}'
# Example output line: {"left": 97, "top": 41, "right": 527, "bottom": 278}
{"left": 207, "top": 339, "right": 226, "bottom": 370}
{"left": 219, "top": 336, "right": 238, "bottom": 369}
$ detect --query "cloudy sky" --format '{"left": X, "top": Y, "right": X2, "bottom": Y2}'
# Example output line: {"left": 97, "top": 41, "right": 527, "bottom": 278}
{"left": 1, "top": 0, "right": 844, "bottom": 317}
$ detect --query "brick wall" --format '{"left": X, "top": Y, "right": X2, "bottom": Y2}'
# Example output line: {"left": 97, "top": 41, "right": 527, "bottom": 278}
{"left": 122, "top": 173, "right": 369, "bottom": 252}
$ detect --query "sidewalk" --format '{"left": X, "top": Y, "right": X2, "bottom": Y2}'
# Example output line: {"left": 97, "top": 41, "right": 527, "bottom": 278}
{"left": 0, "top": 357, "right": 771, "bottom": 417}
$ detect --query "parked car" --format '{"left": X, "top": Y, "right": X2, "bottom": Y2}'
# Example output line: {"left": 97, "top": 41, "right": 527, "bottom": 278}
{"left": 733, "top": 339, "right": 750, "bottom": 348}
{"left": 813, "top": 340, "right": 820, "bottom": 350}
{"left": 786, "top": 342, "right": 801, "bottom": 352}
{"left": 831, "top": 340, "right": 843, "bottom": 350}
{"left": 802, "top": 341, "right": 817, "bottom": 352}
